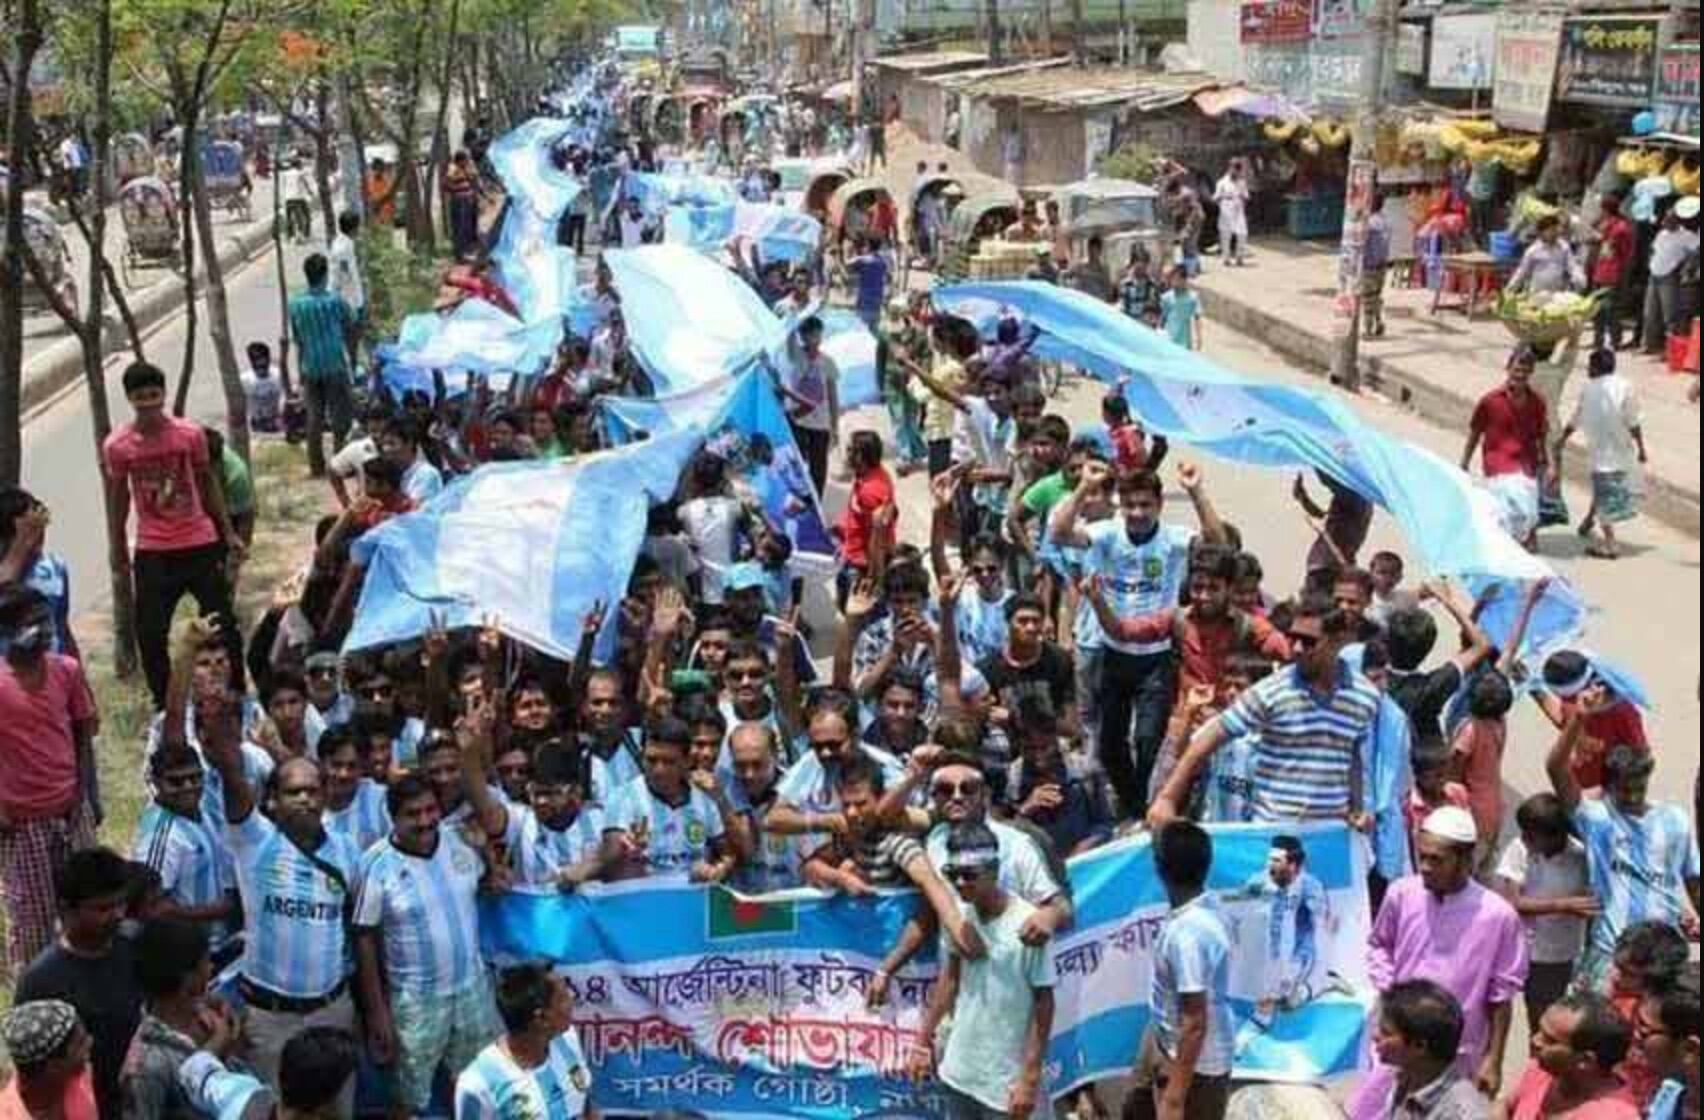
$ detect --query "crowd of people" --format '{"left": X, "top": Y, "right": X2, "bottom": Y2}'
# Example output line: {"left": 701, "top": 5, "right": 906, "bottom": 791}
{"left": 0, "top": 52, "right": 1698, "bottom": 1120}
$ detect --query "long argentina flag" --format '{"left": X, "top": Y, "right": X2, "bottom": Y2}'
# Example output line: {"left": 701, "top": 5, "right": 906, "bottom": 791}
{"left": 933, "top": 281, "right": 1594, "bottom": 664}
{"left": 480, "top": 822, "right": 1373, "bottom": 1118}
{"left": 344, "top": 430, "right": 700, "bottom": 660}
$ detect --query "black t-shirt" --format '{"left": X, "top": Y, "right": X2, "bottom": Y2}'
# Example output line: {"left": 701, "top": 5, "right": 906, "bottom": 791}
{"left": 1386, "top": 663, "right": 1462, "bottom": 744}
{"left": 978, "top": 644, "right": 1076, "bottom": 721}
{"left": 15, "top": 937, "right": 143, "bottom": 1118}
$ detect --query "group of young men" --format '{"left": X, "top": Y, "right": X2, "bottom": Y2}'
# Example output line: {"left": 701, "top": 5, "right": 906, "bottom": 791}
{"left": 0, "top": 53, "right": 1698, "bottom": 1120}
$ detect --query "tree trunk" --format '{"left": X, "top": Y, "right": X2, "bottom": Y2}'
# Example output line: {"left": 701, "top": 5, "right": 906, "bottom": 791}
{"left": 271, "top": 128, "right": 293, "bottom": 396}
{"left": 0, "top": 0, "right": 44, "bottom": 486}
{"left": 312, "top": 84, "right": 337, "bottom": 238}
{"left": 172, "top": 109, "right": 202, "bottom": 417}
{"left": 426, "top": 0, "right": 462, "bottom": 247}
{"left": 1070, "top": 0, "right": 1085, "bottom": 62}
{"left": 188, "top": 163, "right": 251, "bottom": 462}
{"left": 986, "top": 0, "right": 1002, "bottom": 64}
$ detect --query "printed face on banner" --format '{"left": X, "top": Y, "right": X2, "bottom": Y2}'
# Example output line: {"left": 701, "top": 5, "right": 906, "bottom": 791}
{"left": 482, "top": 824, "right": 1375, "bottom": 1116}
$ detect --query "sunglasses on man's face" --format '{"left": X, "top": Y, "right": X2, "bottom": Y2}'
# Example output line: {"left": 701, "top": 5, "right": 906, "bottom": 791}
{"left": 932, "top": 778, "right": 984, "bottom": 800}
{"left": 1288, "top": 632, "right": 1323, "bottom": 652}
{"left": 944, "top": 865, "right": 989, "bottom": 884}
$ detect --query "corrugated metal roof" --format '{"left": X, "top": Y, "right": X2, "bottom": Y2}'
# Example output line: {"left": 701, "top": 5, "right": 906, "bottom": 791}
{"left": 931, "top": 57, "right": 1077, "bottom": 91}
{"left": 872, "top": 50, "right": 990, "bottom": 72}
{"left": 943, "top": 65, "right": 1226, "bottom": 111}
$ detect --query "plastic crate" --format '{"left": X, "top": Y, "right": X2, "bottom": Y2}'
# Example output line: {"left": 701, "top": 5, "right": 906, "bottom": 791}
{"left": 1286, "top": 193, "right": 1345, "bottom": 239}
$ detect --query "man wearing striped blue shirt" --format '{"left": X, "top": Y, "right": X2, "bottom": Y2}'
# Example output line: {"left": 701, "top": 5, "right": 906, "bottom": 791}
{"left": 1546, "top": 717, "right": 1701, "bottom": 993}
{"left": 454, "top": 963, "right": 601, "bottom": 1120}
{"left": 198, "top": 688, "right": 362, "bottom": 1114}
{"left": 132, "top": 743, "right": 238, "bottom": 964}
{"left": 319, "top": 727, "right": 390, "bottom": 854}
{"left": 1148, "top": 593, "right": 1380, "bottom": 832}
{"left": 354, "top": 769, "right": 504, "bottom": 1118}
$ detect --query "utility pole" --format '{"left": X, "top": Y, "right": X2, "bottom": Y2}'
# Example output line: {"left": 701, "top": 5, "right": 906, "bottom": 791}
{"left": 1330, "top": 0, "right": 1398, "bottom": 391}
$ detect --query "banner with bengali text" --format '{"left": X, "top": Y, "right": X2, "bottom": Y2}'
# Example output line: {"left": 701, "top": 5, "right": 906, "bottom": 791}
{"left": 1493, "top": 11, "right": 1564, "bottom": 132}
{"left": 479, "top": 823, "right": 1374, "bottom": 1118}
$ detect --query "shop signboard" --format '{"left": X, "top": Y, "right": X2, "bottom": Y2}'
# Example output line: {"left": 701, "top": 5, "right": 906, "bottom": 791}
{"left": 1429, "top": 13, "right": 1497, "bottom": 90}
{"left": 1240, "top": 0, "right": 1313, "bottom": 44}
{"left": 1556, "top": 16, "right": 1663, "bottom": 106}
{"left": 1492, "top": 10, "right": 1564, "bottom": 133}
{"left": 1653, "top": 43, "right": 1700, "bottom": 136}
{"left": 1397, "top": 23, "right": 1428, "bottom": 76}
{"left": 1314, "top": 0, "right": 1364, "bottom": 40}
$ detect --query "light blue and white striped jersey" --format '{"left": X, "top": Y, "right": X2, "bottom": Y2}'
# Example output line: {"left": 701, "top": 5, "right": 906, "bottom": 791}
{"left": 226, "top": 810, "right": 362, "bottom": 998}
{"left": 503, "top": 804, "right": 606, "bottom": 886}
{"left": 1646, "top": 1079, "right": 1686, "bottom": 1120}
{"left": 386, "top": 717, "right": 429, "bottom": 770}
{"left": 605, "top": 776, "right": 726, "bottom": 875}
{"left": 323, "top": 779, "right": 391, "bottom": 854}
{"left": 1204, "top": 734, "right": 1259, "bottom": 823}
{"left": 353, "top": 825, "right": 486, "bottom": 995}
{"left": 134, "top": 802, "right": 231, "bottom": 946}
{"left": 775, "top": 744, "right": 906, "bottom": 815}
{"left": 1574, "top": 798, "right": 1700, "bottom": 961}
{"left": 1083, "top": 520, "right": 1194, "bottom": 656}
{"left": 1220, "top": 664, "right": 1381, "bottom": 822}
{"left": 584, "top": 728, "right": 643, "bottom": 803}
{"left": 1243, "top": 870, "right": 1330, "bottom": 969}
{"left": 955, "top": 588, "right": 1013, "bottom": 667}
{"left": 453, "top": 1029, "right": 592, "bottom": 1119}
{"left": 1151, "top": 894, "right": 1237, "bottom": 1078}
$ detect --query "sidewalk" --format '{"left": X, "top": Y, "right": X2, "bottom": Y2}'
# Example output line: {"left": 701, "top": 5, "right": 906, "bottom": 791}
{"left": 1193, "top": 238, "right": 1701, "bottom": 536}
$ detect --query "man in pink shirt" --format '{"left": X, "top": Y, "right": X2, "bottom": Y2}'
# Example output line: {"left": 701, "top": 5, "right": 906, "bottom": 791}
{"left": 102, "top": 361, "right": 243, "bottom": 708}
{"left": 1498, "top": 992, "right": 1641, "bottom": 1119}
{"left": 0, "top": 586, "right": 98, "bottom": 973}
{"left": 1348, "top": 806, "right": 1529, "bottom": 1120}
{"left": 0, "top": 1000, "right": 98, "bottom": 1120}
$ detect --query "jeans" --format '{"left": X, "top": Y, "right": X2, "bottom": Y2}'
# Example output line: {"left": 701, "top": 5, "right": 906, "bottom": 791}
{"left": 1594, "top": 290, "right": 1624, "bottom": 351}
{"left": 284, "top": 199, "right": 312, "bottom": 241}
{"left": 944, "top": 1085, "right": 1008, "bottom": 1119}
{"left": 303, "top": 374, "right": 354, "bottom": 477}
{"left": 134, "top": 542, "right": 242, "bottom": 709}
{"left": 1097, "top": 648, "right": 1178, "bottom": 818}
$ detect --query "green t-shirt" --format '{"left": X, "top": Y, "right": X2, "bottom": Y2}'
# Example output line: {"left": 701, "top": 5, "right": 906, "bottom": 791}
{"left": 1021, "top": 472, "right": 1070, "bottom": 519}
{"left": 220, "top": 445, "right": 255, "bottom": 518}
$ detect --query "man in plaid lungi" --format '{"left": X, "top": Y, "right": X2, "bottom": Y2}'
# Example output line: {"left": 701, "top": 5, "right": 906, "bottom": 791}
{"left": 0, "top": 585, "right": 100, "bottom": 974}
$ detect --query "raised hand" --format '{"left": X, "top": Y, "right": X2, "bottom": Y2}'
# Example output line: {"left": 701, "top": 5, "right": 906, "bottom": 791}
{"left": 1177, "top": 460, "right": 1203, "bottom": 493}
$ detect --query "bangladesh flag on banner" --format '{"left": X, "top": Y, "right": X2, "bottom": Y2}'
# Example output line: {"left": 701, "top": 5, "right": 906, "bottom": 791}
{"left": 706, "top": 886, "right": 797, "bottom": 940}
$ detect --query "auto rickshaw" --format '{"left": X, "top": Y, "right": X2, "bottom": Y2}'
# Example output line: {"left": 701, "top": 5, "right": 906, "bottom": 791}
{"left": 934, "top": 187, "right": 1023, "bottom": 283}
{"left": 112, "top": 132, "right": 154, "bottom": 187}
{"left": 800, "top": 167, "right": 854, "bottom": 225}
{"left": 1051, "top": 177, "right": 1165, "bottom": 273}
{"left": 906, "top": 171, "right": 963, "bottom": 268}
{"left": 119, "top": 175, "right": 180, "bottom": 288}
{"left": 201, "top": 139, "right": 251, "bottom": 221}
{"left": 825, "top": 177, "right": 898, "bottom": 255}
{"left": 18, "top": 206, "right": 78, "bottom": 317}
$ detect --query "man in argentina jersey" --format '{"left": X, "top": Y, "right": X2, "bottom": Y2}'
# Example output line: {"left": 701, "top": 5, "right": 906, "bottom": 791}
{"left": 602, "top": 717, "right": 733, "bottom": 881}
{"left": 354, "top": 772, "right": 504, "bottom": 1117}
{"left": 460, "top": 736, "right": 611, "bottom": 888}
{"left": 1546, "top": 728, "right": 1702, "bottom": 993}
{"left": 199, "top": 692, "right": 362, "bottom": 1111}
{"left": 455, "top": 964, "right": 601, "bottom": 1120}
{"left": 578, "top": 670, "right": 644, "bottom": 802}
{"left": 319, "top": 727, "right": 390, "bottom": 854}
{"left": 132, "top": 743, "right": 238, "bottom": 964}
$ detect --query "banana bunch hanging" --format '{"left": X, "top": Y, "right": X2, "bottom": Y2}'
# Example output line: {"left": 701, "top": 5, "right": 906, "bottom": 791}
{"left": 1671, "top": 157, "right": 1701, "bottom": 197}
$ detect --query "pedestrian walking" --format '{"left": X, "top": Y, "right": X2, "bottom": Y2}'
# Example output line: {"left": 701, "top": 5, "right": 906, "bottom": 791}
{"left": 287, "top": 253, "right": 356, "bottom": 478}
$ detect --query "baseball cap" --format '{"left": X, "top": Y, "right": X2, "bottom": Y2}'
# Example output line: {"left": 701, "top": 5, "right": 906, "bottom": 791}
{"left": 1421, "top": 806, "right": 1479, "bottom": 846}
{"left": 723, "top": 562, "right": 768, "bottom": 594}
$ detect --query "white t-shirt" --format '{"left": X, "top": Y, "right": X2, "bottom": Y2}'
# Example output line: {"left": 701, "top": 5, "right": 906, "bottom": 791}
{"left": 1569, "top": 374, "right": 1642, "bottom": 475}
{"left": 329, "top": 233, "right": 366, "bottom": 313}
{"left": 785, "top": 351, "right": 838, "bottom": 433}
{"left": 330, "top": 436, "right": 379, "bottom": 486}
{"left": 1494, "top": 835, "right": 1591, "bottom": 964}
{"left": 679, "top": 495, "right": 742, "bottom": 604}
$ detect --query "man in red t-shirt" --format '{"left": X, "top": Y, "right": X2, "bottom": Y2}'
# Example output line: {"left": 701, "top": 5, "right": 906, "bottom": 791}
{"left": 102, "top": 362, "right": 243, "bottom": 709}
{"left": 0, "top": 586, "right": 98, "bottom": 973}
{"left": 1591, "top": 194, "right": 1635, "bottom": 352}
{"left": 1464, "top": 347, "right": 1549, "bottom": 548}
{"left": 834, "top": 430, "right": 896, "bottom": 609}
